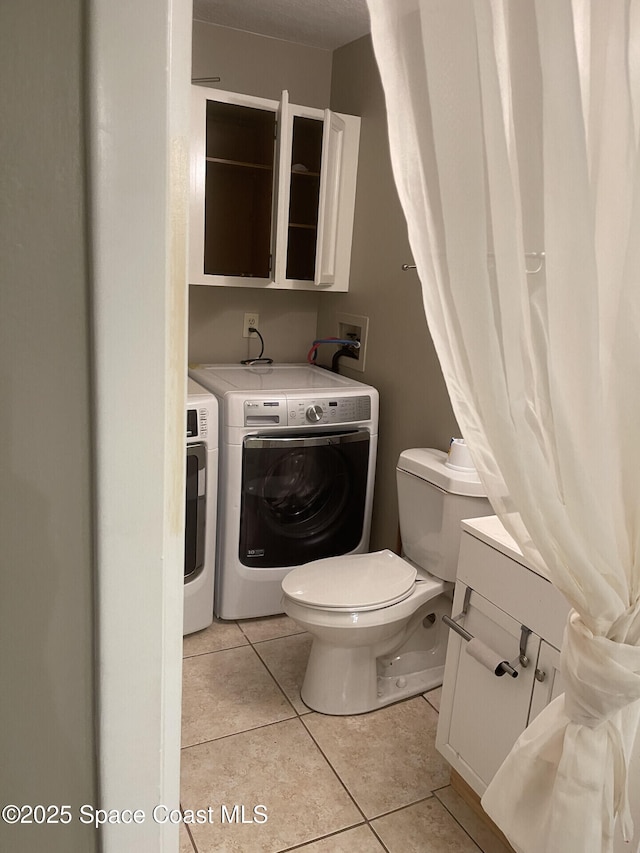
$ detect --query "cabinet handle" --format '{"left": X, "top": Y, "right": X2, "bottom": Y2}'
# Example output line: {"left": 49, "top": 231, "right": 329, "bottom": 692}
{"left": 535, "top": 668, "right": 547, "bottom": 682}
{"left": 519, "top": 625, "right": 532, "bottom": 668}
{"left": 442, "top": 614, "right": 473, "bottom": 643}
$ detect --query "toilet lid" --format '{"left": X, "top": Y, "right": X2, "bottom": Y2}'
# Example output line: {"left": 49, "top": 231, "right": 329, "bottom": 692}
{"left": 282, "top": 550, "right": 417, "bottom": 611}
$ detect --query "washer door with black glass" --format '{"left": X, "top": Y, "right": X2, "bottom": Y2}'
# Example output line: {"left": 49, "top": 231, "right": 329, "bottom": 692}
{"left": 240, "top": 430, "right": 369, "bottom": 567}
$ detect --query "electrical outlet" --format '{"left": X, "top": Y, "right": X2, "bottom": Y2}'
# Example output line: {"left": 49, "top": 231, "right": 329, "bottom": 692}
{"left": 243, "top": 313, "right": 259, "bottom": 338}
{"left": 336, "top": 313, "right": 369, "bottom": 373}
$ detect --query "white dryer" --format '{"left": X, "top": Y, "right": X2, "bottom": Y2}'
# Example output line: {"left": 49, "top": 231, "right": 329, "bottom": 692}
{"left": 184, "top": 378, "right": 218, "bottom": 634}
{"left": 187, "top": 364, "right": 379, "bottom": 620}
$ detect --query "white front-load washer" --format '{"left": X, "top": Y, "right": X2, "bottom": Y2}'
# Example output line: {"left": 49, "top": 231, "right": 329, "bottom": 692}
{"left": 184, "top": 378, "right": 218, "bottom": 634}
{"left": 187, "top": 364, "right": 379, "bottom": 620}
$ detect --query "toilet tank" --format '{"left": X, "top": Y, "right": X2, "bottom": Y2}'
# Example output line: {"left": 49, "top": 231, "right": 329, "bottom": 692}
{"left": 396, "top": 448, "right": 492, "bottom": 582}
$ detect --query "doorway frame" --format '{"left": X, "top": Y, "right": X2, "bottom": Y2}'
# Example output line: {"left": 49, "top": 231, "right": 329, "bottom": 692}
{"left": 88, "top": 1, "right": 191, "bottom": 849}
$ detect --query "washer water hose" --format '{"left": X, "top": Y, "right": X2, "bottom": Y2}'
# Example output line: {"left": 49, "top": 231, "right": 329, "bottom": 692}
{"left": 307, "top": 337, "right": 360, "bottom": 371}
{"left": 331, "top": 346, "right": 358, "bottom": 373}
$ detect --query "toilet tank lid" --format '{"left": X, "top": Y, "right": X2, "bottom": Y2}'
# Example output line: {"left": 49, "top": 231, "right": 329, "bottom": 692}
{"left": 282, "top": 550, "right": 416, "bottom": 611}
{"left": 397, "top": 448, "right": 488, "bottom": 498}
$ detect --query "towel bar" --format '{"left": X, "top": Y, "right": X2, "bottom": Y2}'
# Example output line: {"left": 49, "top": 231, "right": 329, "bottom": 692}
{"left": 442, "top": 587, "right": 531, "bottom": 679}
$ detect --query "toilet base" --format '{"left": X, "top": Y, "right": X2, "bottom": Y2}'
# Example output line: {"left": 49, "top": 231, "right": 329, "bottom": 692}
{"left": 376, "top": 662, "right": 444, "bottom": 709}
{"left": 299, "top": 594, "right": 451, "bottom": 715}
{"left": 300, "top": 650, "right": 445, "bottom": 716}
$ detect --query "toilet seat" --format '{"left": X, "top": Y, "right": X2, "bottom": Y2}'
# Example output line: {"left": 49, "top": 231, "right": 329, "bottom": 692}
{"left": 282, "top": 549, "right": 417, "bottom": 612}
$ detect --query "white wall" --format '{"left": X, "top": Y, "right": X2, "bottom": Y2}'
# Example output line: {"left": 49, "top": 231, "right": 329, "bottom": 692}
{"left": 189, "top": 287, "right": 319, "bottom": 365}
{"left": 192, "top": 20, "right": 332, "bottom": 107}
{"left": 0, "top": 2, "right": 98, "bottom": 850}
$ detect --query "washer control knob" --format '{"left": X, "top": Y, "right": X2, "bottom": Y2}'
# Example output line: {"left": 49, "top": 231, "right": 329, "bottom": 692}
{"left": 306, "top": 404, "right": 324, "bottom": 422}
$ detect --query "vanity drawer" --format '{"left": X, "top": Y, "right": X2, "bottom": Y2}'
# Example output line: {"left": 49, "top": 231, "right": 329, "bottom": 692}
{"left": 456, "top": 530, "right": 567, "bottom": 649}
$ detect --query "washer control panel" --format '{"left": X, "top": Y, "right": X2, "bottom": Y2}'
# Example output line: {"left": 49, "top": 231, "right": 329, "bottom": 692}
{"left": 243, "top": 395, "right": 372, "bottom": 427}
{"left": 288, "top": 395, "right": 372, "bottom": 426}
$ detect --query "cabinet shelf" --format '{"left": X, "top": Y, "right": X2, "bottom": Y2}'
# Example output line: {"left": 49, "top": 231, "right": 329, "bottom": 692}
{"left": 291, "top": 169, "right": 320, "bottom": 178}
{"left": 289, "top": 222, "right": 317, "bottom": 230}
{"left": 206, "top": 156, "right": 272, "bottom": 171}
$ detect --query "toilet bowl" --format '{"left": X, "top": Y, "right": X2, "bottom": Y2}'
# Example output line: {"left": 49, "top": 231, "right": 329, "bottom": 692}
{"left": 281, "top": 446, "right": 492, "bottom": 715}
{"left": 283, "top": 549, "right": 452, "bottom": 714}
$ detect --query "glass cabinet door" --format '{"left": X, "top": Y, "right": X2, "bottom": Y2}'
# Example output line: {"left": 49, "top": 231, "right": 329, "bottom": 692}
{"left": 203, "top": 100, "right": 276, "bottom": 278}
{"left": 315, "top": 110, "right": 347, "bottom": 286}
{"left": 285, "top": 115, "right": 324, "bottom": 281}
{"left": 278, "top": 102, "right": 351, "bottom": 287}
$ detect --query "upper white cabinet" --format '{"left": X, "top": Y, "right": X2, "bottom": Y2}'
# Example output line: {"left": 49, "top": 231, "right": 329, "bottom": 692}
{"left": 189, "top": 86, "right": 360, "bottom": 291}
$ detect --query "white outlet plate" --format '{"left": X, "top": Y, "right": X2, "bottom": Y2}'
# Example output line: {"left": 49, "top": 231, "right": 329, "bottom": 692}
{"left": 243, "top": 312, "right": 259, "bottom": 337}
{"left": 336, "top": 312, "right": 369, "bottom": 373}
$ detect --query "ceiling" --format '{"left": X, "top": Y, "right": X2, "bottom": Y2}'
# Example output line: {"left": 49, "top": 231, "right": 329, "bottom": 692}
{"left": 192, "top": 0, "right": 371, "bottom": 51}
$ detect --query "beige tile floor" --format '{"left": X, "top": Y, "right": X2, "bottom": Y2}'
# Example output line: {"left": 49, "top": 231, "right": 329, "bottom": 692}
{"left": 181, "top": 615, "right": 512, "bottom": 853}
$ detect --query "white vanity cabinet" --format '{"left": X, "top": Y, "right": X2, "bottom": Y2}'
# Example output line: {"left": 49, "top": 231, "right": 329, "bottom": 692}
{"left": 189, "top": 86, "right": 360, "bottom": 291}
{"left": 436, "top": 517, "right": 570, "bottom": 797}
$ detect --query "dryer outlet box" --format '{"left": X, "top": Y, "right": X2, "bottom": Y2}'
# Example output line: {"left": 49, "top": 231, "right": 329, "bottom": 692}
{"left": 336, "top": 313, "right": 369, "bottom": 373}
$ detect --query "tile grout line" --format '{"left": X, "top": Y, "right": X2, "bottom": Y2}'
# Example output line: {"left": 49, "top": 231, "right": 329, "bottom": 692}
{"left": 228, "top": 632, "right": 449, "bottom": 822}
{"left": 275, "top": 821, "right": 370, "bottom": 853}
{"left": 181, "top": 713, "right": 308, "bottom": 753}
{"left": 181, "top": 634, "right": 301, "bottom": 750}
{"left": 241, "top": 624, "right": 378, "bottom": 840}
{"left": 433, "top": 791, "right": 486, "bottom": 853}
{"left": 181, "top": 624, "right": 461, "bottom": 852}
{"left": 367, "top": 819, "right": 394, "bottom": 853}
{"left": 298, "top": 713, "right": 370, "bottom": 824}
{"left": 183, "top": 622, "right": 374, "bottom": 851}
{"left": 182, "top": 639, "right": 249, "bottom": 660}
{"left": 181, "top": 625, "right": 306, "bottom": 753}
{"left": 179, "top": 801, "right": 199, "bottom": 853}
{"left": 425, "top": 686, "right": 491, "bottom": 853}
{"left": 250, "top": 634, "right": 311, "bottom": 718}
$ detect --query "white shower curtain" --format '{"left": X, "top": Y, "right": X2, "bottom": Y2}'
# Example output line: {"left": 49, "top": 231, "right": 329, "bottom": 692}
{"left": 366, "top": 1, "right": 640, "bottom": 851}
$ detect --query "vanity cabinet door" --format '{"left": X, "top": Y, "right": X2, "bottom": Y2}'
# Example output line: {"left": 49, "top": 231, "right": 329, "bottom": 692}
{"left": 437, "top": 526, "right": 571, "bottom": 799}
{"left": 436, "top": 584, "right": 540, "bottom": 796}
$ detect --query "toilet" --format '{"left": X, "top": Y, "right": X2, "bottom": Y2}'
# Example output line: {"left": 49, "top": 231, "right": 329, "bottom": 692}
{"left": 282, "top": 447, "right": 492, "bottom": 715}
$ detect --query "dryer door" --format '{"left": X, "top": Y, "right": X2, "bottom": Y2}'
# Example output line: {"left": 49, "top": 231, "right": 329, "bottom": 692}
{"left": 240, "top": 430, "right": 370, "bottom": 568}
{"left": 185, "top": 443, "right": 206, "bottom": 579}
